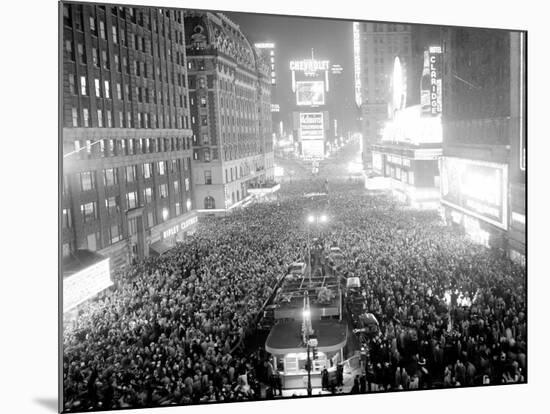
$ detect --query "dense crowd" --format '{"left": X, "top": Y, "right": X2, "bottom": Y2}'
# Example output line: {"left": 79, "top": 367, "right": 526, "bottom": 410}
{"left": 63, "top": 177, "right": 525, "bottom": 410}
{"left": 325, "top": 186, "right": 526, "bottom": 391}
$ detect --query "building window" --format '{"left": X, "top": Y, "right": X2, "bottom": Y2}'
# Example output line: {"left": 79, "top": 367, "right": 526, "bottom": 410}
{"left": 200, "top": 96, "right": 207, "bottom": 107}
{"left": 97, "top": 109, "right": 103, "bottom": 127}
{"left": 143, "top": 187, "right": 153, "bottom": 203}
{"left": 126, "top": 165, "right": 137, "bottom": 182}
{"left": 89, "top": 16, "right": 97, "bottom": 35}
{"left": 71, "top": 108, "right": 78, "bottom": 127}
{"left": 185, "top": 178, "right": 190, "bottom": 191}
{"left": 147, "top": 211, "right": 155, "bottom": 228}
{"left": 101, "top": 50, "right": 109, "bottom": 69}
{"left": 126, "top": 191, "right": 138, "bottom": 209}
{"left": 92, "top": 47, "right": 99, "bottom": 67}
{"left": 112, "top": 25, "right": 118, "bottom": 43}
{"left": 77, "top": 43, "right": 85, "bottom": 65}
{"left": 95, "top": 78, "right": 101, "bottom": 97}
{"left": 99, "top": 20, "right": 106, "bottom": 39}
{"left": 82, "top": 108, "right": 89, "bottom": 127}
{"left": 103, "top": 168, "right": 118, "bottom": 187}
{"left": 204, "top": 196, "right": 215, "bottom": 209}
{"left": 81, "top": 202, "right": 97, "bottom": 222}
{"left": 62, "top": 243, "right": 71, "bottom": 258}
{"left": 173, "top": 180, "right": 180, "bottom": 193}
{"left": 143, "top": 163, "right": 152, "bottom": 179}
{"left": 106, "top": 110, "right": 112, "bottom": 128}
{"left": 68, "top": 74, "right": 76, "bottom": 95}
{"left": 204, "top": 150, "right": 210, "bottom": 162}
{"left": 158, "top": 161, "right": 166, "bottom": 175}
{"left": 175, "top": 202, "right": 181, "bottom": 216}
{"left": 80, "top": 76, "right": 87, "bottom": 95}
{"left": 201, "top": 115, "right": 208, "bottom": 126}
{"left": 105, "top": 196, "right": 120, "bottom": 215}
{"left": 159, "top": 183, "right": 168, "bottom": 198}
{"left": 204, "top": 170, "right": 212, "bottom": 184}
{"left": 79, "top": 171, "right": 96, "bottom": 191}
{"left": 104, "top": 80, "right": 110, "bottom": 99}
{"left": 109, "top": 224, "right": 122, "bottom": 244}
{"left": 62, "top": 208, "right": 72, "bottom": 229}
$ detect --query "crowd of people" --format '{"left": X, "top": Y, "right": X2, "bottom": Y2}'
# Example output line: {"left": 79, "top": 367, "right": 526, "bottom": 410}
{"left": 324, "top": 186, "right": 526, "bottom": 391}
{"left": 63, "top": 175, "right": 526, "bottom": 411}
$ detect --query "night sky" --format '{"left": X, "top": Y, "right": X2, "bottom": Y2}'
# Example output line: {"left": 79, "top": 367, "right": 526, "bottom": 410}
{"left": 224, "top": 10, "right": 358, "bottom": 134}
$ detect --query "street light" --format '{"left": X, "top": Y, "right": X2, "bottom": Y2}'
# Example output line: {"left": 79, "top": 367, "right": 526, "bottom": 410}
{"left": 307, "top": 215, "right": 315, "bottom": 223}
{"left": 319, "top": 214, "right": 328, "bottom": 223}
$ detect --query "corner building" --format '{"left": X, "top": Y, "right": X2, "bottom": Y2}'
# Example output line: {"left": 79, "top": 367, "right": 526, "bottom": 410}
{"left": 440, "top": 28, "right": 526, "bottom": 263}
{"left": 62, "top": 3, "right": 197, "bottom": 271}
{"left": 184, "top": 12, "right": 275, "bottom": 212}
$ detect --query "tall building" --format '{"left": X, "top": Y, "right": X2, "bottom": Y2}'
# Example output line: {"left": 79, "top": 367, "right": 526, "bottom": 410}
{"left": 353, "top": 22, "right": 412, "bottom": 167}
{"left": 184, "top": 12, "right": 275, "bottom": 212}
{"left": 255, "top": 42, "right": 281, "bottom": 140}
{"left": 61, "top": 3, "right": 197, "bottom": 277}
{"left": 440, "top": 28, "right": 526, "bottom": 263}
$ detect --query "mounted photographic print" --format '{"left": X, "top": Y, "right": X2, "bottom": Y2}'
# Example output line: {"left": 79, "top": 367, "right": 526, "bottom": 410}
{"left": 60, "top": 1, "right": 527, "bottom": 412}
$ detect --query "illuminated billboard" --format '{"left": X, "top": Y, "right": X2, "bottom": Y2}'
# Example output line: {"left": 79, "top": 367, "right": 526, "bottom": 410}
{"left": 302, "top": 140, "right": 325, "bottom": 159}
{"left": 63, "top": 258, "right": 112, "bottom": 313}
{"left": 299, "top": 112, "right": 324, "bottom": 140}
{"left": 296, "top": 81, "right": 325, "bottom": 106}
{"left": 353, "top": 22, "right": 362, "bottom": 107}
{"left": 440, "top": 157, "right": 508, "bottom": 229}
{"left": 421, "top": 46, "right": 443, "bottom": 116}
{"left": 289, "top": 59, "right": 329, "bottom": 73}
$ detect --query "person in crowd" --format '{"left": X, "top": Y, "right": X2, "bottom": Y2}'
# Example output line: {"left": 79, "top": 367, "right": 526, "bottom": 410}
{"left": 63, "top": 180, "right": 525, "bottom": 411}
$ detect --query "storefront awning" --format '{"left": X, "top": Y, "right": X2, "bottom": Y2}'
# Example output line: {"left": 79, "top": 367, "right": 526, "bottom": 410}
{"left": 149, "top": 240, "right": 173, "bottom": 256}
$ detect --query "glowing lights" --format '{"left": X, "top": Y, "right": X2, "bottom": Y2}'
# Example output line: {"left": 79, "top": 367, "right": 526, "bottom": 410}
{"left": 319, "top": 214, "right": 328, "bottom": 223}
{"left": 302, "top": 309, "right": 311, "bottom": 318}
{"left": 186, "top": 199, "right": 192, "bottom": 211}
{"left": 162, "top": 208, "right": 169, "bottom": 221}
{"left": 392, "top": 56, "right": 406, "bottom": 112}
{"left": 353, "top": 22, "right": 362, "bottom": 107}
{"left": 307, "top": 215, "right": 315, "bottom": 223}
{"left": 307, "top": 214, "right": 328, "bottom": 224}
{"left": 296, "top": 81, "right": 325, "bottom": 106}
{"left": 381, "top": 105, "right": 442, "bottom": 144}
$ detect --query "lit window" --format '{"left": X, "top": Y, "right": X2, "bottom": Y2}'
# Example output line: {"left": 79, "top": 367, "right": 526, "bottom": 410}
{"left": 105, "top": 196, "right": 120, "bottom": 215}
{"left": 126, "top": 165, "right": 137, "bottom": 182}
{"left": 104, "top": 80, "right": 110, "bottom": 99}
{"left": 112, "top": 26, "right": 118, "bottom": 43}
{"left": 97, "top": 109, "right": 103, "bottom": 127}
{"left": 62, "top": 208, "right": 72, "bottom": 228}
{"left": 109, "top": 224, "right": 122, "bottom": 244}
{"left": 81, "top": 202, "right": 97, "bottom": 222}
{"left": 158, "top": 161, "right": 166, "bottom": 175}
{"left": 95, "top": 78, "right": 101, "bottom": 97}
{"left": 80, "top": 76, "right": 87, "bottom": 95}
{"left": 71, "top": 108, "right": 78, "bottom": 127}
{"left": 204, "top": 170, "right": 212, "bottom": 184}
{"left": 159, "top": 183, "right": 168, "bottom": 198}
{"left": 99, "top": 20, "right": 106, "bottom": 39}
{"left": 82, "top": 108, "right": 89, "bottom": 127}
{"left": 143, "top": 187, "right": 153, "bottom": 203}
{"left": 103, "top": 168, "right": 118, "bottom": 186}
{"left": 126, "top": 191, "right": 138, "bottom": 209}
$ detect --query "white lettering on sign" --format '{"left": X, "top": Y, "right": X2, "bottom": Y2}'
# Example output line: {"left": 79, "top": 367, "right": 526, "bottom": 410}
{"left": 290, "top": 59, "right": 330, "bottom": 73}
{"left": 162, "top": 215, "right": 198, "bottom": 239}
{"left": 63, "top": 258, "right": 111, "bottom": 312}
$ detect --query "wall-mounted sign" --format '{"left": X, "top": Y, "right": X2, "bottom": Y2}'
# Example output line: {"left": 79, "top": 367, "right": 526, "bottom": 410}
{"left": 299, "top": 112, "right": 324, "bottom": 140}
{"left": 296, "top": 81, "right": 325, "bottom": 106}
{"left": 63, "top": 258, "right": 111, "bottom": 313}
{"left": 441, "top": 157, "right": 508, "bottom": 229}
{"left": 162, "top": 215, "right": 198, "bottom": 239}
{"left": 353, "top": 22, "right": 362, "bottom": 108}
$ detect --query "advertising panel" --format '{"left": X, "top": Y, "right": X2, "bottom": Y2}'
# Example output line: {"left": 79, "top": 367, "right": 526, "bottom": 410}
{"left": 421, "top": 46, "right": 443, "bottom": 116}
{"left": 440, "top": 157, "right": 508, "bottom": 229}
{"left": 296, "top": 81, "right": 325, "bottom": 106}
{"left": 300, "top": 112, "right": 324, "bottom": 141}
{"left": 63, "top": 258, "right": 112, "bottom": 313}
{"left": 302, "top": 140, "right": 325, "bottom": 159}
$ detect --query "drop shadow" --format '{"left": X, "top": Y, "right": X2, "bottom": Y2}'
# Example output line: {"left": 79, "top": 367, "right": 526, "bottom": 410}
{"left": 34, "top": 397, "right": 59, "bottom": 412}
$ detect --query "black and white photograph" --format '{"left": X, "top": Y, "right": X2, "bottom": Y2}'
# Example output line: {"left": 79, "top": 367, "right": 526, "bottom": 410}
{"left": 57, "top": 1, "right": 531, "bottom": 412}
{"left": 0, "top": 1, "right": 543, "bottom": 413}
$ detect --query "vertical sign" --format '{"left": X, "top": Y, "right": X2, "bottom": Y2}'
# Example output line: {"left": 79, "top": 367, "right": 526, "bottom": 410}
{"left": 353, "top": 22, "right": 362, "bottom": 107}
{"left": 428, "top": 46, "right": 443, "bottom": 115}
